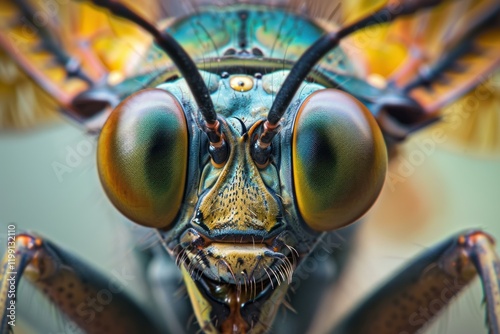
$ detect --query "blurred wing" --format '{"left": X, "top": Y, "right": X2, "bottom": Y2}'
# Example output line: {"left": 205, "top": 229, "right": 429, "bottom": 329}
{"left": 343, "top": 0, "right": 500, "bottom": 154}
{"left": 3, "top": 0, "right": 499, "bottom": 154}
{"left": 0, "top": 0, "right": 159, "bottom": 129}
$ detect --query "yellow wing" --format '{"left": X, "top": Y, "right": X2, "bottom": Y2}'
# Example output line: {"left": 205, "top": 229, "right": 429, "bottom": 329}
{"left": 343, "top": 0, "right": 500, "bottom": 154}
{"left": 3, "top": 0, "right": 500, "bottom": 155}
{"left": 0, "top": 0, "right": 158, "bottom": 128}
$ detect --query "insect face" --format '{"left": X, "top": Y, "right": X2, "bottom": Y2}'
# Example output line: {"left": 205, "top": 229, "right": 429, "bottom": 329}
{"left": 4, "top": 1, "right": 499, "bottom": 333}
{"left": 96, "top": 67, "right": 387, "bottom": 331}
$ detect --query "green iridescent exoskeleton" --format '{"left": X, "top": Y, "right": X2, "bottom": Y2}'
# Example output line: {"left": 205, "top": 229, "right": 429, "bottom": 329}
{"left": 124, "top": 5, "right": 361, "bottom": 95}
{"left": 93, "top": 5, "right": 389, "bottom": 331}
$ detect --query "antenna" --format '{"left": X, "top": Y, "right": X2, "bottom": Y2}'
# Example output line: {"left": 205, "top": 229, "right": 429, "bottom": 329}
{"left": 90, "top": 0, "right": 225, "bottom": 149}
{"left": 252, "top": 0, "right": 443, "bottom": 165}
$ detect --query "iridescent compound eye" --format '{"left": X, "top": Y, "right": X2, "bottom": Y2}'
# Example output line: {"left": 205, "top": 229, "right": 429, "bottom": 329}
{"left": 292, "top": 89, "right": 387, "bottom": 231}
{"left": 97, "top": 89, "right": 188, "bottom": 229}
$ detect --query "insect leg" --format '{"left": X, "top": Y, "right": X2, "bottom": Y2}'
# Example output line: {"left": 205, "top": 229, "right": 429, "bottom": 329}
{"left": 330, "top": 230, "right": 500, "bottom": 334}
{"left": 273, "top": 226, "right": 357, "bottom": 334}
{"left": 148, "top": 246, "right": 194, "bottom": 334}
{"left": 1, "top": 232, "right": 163, "bottom": 334}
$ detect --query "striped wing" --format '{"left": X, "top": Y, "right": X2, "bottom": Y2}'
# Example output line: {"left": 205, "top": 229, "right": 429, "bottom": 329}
{"left": 2, "top": 0, "right": 499, "bottom": 155}
{"left": 0, "top": 0, "right": 159, "bottom": 128}
{"left": 343, "top": 0, "right": 500, "bottom": 154}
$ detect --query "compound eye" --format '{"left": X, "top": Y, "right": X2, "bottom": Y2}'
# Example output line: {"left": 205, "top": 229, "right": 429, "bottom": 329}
{"left": 98, "top": 89, "right": 188, "bottom": 229}
{"left": 292, "top": 89, "right": 387, "bottom": 231}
